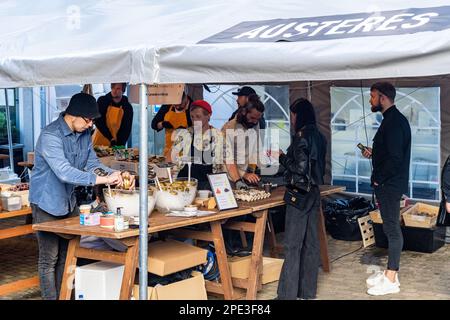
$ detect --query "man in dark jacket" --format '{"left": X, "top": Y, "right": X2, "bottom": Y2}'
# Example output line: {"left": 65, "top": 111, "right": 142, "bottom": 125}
{"left": 92, "top": 83, "right": 133, "bottom": 147}
{"left": 362, "top": 82, "right": 411, "bottom": 296}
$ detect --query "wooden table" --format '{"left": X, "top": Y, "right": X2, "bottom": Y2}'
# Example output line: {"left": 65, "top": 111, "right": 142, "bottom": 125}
{"left": 0, "top": 206, "right": 40, "bottom": 296}
{"left": 236, "top": 185, "right": 346, "bottom": 273}
{"left": 32, "top": 185, "right": 345, "bottom": 300}
{"left": 33, "top": 205, "right": 258, "bottom": 300}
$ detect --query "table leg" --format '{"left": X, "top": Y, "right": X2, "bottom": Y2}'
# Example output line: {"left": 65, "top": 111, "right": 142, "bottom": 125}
{"left": 119, "top": 237, "right": 139, "bottom": 300}
{"left": 318, "top": 205, "right": 330, "bottom": 272}
{"left": 210, "top": 221, "right": 235, "bottom": 300}
{"left": 246, "top": 209, "right": 268, "bottom": 300}
{"left": 59, "top": 236, "right": 80, "bottom": 300}
{"left": 266, "top": 211, "right": 281, "bottom": 258}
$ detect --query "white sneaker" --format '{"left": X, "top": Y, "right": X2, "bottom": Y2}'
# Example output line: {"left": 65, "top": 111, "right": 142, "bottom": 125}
{"left": 366, "top": 271, "right": 400, "bottom": 288}
{"left": 367, "top": 275, "right": 400, "bottom": 296}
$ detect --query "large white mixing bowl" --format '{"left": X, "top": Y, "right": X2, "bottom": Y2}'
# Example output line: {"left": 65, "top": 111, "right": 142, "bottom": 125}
{"left": 103, "top": 188, "right": 156, "bottom": 217}
{"left": 154, "top": 178, "right": 198, "bottom": 213}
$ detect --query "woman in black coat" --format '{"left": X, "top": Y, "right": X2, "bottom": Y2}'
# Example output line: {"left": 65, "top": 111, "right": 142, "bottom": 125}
{"left": 276, "top": 98, "right": 327, "bottom": 300}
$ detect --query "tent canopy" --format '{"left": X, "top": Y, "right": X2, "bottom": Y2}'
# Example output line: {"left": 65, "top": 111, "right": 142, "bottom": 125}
{"left": 1, "top": 0, "right": 450, "bottom": 87}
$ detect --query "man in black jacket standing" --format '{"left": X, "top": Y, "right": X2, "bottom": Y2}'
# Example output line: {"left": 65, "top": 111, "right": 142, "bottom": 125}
{"left": 362, "top": 82, "right": 411, "bottom": 296}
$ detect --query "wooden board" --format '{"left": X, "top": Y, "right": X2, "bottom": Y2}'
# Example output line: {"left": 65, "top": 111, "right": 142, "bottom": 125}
{"left": 0, "top": 225, "right": 34, "bottom": 240}
{"left": 0, "top": 276, "right": 39, "bottom": 296}
{"left": 0, "top": 207, "right": 32, "bottom": 219}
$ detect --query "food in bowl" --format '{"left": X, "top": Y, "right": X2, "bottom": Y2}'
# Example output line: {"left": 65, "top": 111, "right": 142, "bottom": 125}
{"left": 103, "top": 188, "right": 156, "bottom": 217}
{"left": 153, "top": 178, "right": 198, "bottom": 213}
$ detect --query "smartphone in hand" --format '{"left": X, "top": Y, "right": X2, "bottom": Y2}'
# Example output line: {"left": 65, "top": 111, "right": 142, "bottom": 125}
{"left": 357, "top": 143, "right": 367, "bottom": 151}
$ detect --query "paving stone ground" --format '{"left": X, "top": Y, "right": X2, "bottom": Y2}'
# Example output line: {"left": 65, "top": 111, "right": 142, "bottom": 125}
{"left": 1, "top": 217, "right": 449, "bottom": 300}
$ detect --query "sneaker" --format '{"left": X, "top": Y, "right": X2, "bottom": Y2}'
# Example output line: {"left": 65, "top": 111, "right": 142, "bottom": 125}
{"left": 366, "top": 271, "right": 400, "bottom": 288}
{"left": 367, "top": 275, "right": 400, "bottom": 296}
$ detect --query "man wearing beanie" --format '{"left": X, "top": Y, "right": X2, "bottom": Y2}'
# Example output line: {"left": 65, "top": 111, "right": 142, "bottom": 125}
{"left": 29, "top": 93, "right": 128, "bottom": 300}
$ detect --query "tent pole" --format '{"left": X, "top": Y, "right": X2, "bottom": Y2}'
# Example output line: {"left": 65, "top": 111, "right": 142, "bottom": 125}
{"left": 307, "top": 81, "right": 312, "bottom": 102}
{"left": 138, "top": 84, "right": 148, "bottom": 300}
{"left": 4, "top": 89, "right": 15, "bottom": 172}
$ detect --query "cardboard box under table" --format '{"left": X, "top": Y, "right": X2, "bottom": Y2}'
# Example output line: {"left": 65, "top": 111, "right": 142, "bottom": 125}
{"left": 132, "top": 271, "right": 207, "bottom": 300}
{"left": 228, "top": 256, "right": 284, "bottom": 285}
{"left": 146, "top": 239, "right": 207, "bottom": 276}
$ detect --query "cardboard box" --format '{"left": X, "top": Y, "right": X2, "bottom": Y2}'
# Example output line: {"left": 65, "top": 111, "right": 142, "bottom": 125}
{"left": 402, "top": 203, "right": 439, "bottom": 228}
{"left": 132, "top": 271, "right": 207, "bottom": 300}
{"left": 228, "top": 256, "right": 284, "bottom": 284}
{"left": 147, "top": 240, "right": 207, "bottom": 276}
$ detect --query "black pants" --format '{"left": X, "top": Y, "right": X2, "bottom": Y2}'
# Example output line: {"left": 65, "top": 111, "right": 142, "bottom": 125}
{"left": 32, "top": 204, "right": 79, "bottom": 300}
{"left": 277, "top": 186, "right": 320, "bottom": 300}
{"left": 375, "top": 187, "right": 403, "bottom": 271}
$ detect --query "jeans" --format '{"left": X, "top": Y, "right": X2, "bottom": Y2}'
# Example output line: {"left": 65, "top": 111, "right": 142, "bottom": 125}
{"left": 277, "top": 186, "right": 320, "bottom": 300}
{"left": 32, "top": 204, "right": 79, "bottom": 300}
{"left": 375, "top": 187, "right": 403, "bottom": 271}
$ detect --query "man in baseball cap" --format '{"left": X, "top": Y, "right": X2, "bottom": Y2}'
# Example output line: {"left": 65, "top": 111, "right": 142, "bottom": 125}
{"left": 229, "top": 86, "right": 266, "bottom": 129}
{"left": 29, "top": 92, "right": 131, "bottom": 299}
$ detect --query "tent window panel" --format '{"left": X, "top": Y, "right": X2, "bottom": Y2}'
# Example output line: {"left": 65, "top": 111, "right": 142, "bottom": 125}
{"left": 330, "top": 86, "right": 440, "bottom": 201}
{"left": 204, "top": 84, "right": 290, "bottom": 151}
{"left": 0, "top": 89, "right": 19, "bottom": 145}
{"left": 412, "top": 183, "right": 439, "bottom": 201}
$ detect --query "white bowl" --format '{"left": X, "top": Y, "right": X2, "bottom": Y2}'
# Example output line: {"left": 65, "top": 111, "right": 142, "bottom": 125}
{"left": 154, "top": 178, "right": 198, "bottom": 213}
{"left": 103, "top": 188, "right": 156, "bottom": 217}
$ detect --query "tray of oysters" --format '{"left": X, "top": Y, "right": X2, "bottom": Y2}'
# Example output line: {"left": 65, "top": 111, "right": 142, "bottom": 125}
{"left": 233, "top": 188, "right": 271, "bottom": 202}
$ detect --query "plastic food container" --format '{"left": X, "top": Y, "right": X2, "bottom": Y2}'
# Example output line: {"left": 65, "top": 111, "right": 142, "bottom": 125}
{"left": 1, "top": 194, "right": 22, "bottom": 211}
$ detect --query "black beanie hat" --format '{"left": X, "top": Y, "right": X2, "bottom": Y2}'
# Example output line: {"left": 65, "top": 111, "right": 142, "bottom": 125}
{"left": 65, "top": 93, "right": 101, "bottom": 119}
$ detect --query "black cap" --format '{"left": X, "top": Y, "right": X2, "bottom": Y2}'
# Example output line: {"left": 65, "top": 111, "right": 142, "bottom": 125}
{"left": 232, "top": 86, "right": 256, "bottom": 96}
{"left": 65, "top": 93, "right": 101, "bottom": 119}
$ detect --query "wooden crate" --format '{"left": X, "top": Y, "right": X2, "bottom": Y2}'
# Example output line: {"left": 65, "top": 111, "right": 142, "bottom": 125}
{"left": 402, "top": 203, "right": 439, "bottom": 228}
{"left": 369, "top": 205, "right": 411, "bottom": 224}
{"left": 358, "top": 215, "right": 375, "bottom": 248}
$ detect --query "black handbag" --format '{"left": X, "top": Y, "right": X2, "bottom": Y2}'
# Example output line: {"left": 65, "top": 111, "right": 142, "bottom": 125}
{"left": 283, "top": 185, "right": 309, "bottom": 210}
{"left": 283, "top": 148, "right": 312, "bottom": 210}
{"left": 437, "top": 191, "right": 450, "bottom": 226}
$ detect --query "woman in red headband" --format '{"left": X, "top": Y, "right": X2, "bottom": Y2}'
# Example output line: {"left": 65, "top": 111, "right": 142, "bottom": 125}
{"left": 169, "top": 100, "right": 224, "bottom": 190}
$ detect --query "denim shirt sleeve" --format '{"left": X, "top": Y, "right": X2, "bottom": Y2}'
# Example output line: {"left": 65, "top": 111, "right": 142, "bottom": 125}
{"left": 84, "top": 140, "right": 115, "bottom": 175}
{"left": 41, "top": 132, "right": 97, "bottom": 186}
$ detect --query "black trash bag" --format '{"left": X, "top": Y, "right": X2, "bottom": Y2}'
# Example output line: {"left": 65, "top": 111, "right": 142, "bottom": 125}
{"left": 324, "top": 197, "right": 375, "bottom": 241}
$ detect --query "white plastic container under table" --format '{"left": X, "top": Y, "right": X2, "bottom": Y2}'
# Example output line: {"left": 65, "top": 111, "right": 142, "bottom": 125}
{"left": 75, "top": 261, "right": 124, "bottom": 300}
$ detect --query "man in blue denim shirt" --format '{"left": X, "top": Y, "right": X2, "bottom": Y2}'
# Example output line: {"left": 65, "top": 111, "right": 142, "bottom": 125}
{"left": 30, "top": 93, "right": 124, "bottom": 300}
